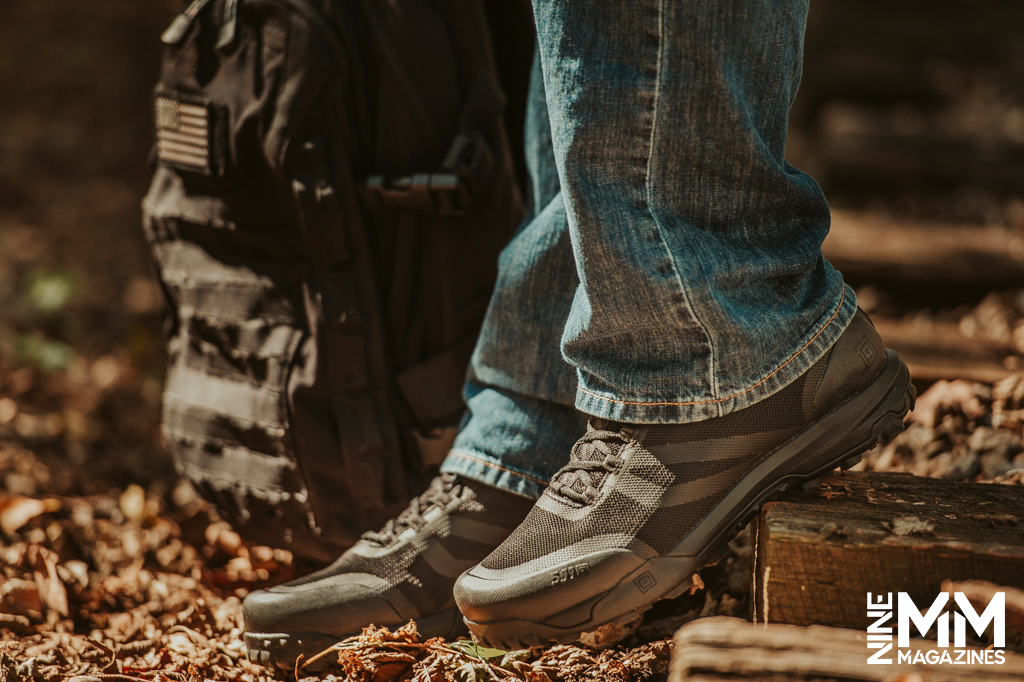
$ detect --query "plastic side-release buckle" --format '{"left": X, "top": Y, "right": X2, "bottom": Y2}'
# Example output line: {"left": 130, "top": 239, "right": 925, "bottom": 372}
{"left": 361, "top": 173, "right": 470, "bottom": 216}
{"left": 216, "top": 0, "right": 239, "bottom": 50}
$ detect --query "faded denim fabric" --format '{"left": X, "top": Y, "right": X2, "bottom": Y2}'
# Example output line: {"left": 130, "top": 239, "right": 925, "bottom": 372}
{"left": 442, "top": 0, "right": 856, "bottom": 498}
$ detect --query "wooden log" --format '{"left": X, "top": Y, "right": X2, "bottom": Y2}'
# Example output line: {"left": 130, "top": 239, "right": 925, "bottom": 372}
{"left": 669, "top": 616, "right": 1024, "bottom": 682}
{"left": 818, "top": 132, "right": 1024, "bottom": 193}
{"left": 871, "top": 315, "right": 1020, "bottom": 384}
{"left": 818, "top": 209, "right": 1024, "bottom": 383}
{"left": 752, "top": 471, "right": 1024, "bottom": 630}
{"left": 822, "top": 210, "right": 1024, "bottom": 290}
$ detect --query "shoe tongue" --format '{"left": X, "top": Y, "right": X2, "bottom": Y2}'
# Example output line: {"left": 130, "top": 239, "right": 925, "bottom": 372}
{"left": 586, "top": 418, "right": 636, "bottom": 440}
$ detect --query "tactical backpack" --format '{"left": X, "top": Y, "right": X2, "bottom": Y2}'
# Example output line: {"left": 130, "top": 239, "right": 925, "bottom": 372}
{"left": 142, "top": 0, "right": 523, "bottom": 561}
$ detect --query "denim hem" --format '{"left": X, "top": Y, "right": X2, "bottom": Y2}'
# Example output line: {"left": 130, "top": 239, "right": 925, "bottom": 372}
{"left": 440, "top": 450, "right": 549, "bottom": 500}
{"left": 574, "top": 285, "right": 857, "bottom": 423}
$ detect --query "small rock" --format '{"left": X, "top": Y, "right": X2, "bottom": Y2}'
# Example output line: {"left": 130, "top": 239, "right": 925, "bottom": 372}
{"left": 968, "top": 427, "right": 1023, "bottom": 479}
{"left": 119, "top": 484, "right": 146, "bottom": 523}
{"left": 925, "top": 451, "right": 979, "bottom": 480}
{"left": 980, "top": 451, "right": 1015, "bottom": 479}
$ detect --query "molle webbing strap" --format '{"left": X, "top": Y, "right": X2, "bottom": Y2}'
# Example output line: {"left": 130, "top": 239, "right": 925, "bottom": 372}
{"left": 292, "top": 139, "right": 393, "bottom": 518}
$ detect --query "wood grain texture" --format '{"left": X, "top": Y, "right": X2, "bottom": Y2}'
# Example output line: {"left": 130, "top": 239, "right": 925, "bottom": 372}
{"left": 823, "top": 210, "right": 1024, "bottom": 288}
{"left": 872, "top": 316, "right": 1020, "bottom": 384}
{"left": 670, "top": 617, "right": 1024, "bottom": 682}
{"left": 752, "top": 471, "right": 1024, "bottom": 630}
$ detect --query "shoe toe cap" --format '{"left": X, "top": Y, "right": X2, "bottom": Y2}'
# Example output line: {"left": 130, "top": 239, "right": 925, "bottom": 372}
{"left": 243, "top": 573, "right": 404, "bottom": 636}
{"left": 454, "top": 549, "right": 644, "bottom": 624}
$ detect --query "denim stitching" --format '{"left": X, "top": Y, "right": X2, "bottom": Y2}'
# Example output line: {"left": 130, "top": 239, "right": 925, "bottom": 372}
{"left": 576, "top": 286, "right": 846, "bottom": 407}
{"left": 642, "top": 0, "right": 720, "bottom": 409}
{"left": 447, "top": 450, "right": 550, "bottom": 487}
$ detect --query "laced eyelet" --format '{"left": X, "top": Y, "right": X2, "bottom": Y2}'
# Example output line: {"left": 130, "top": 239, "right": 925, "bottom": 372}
{"left": 549, "top": 428, "right": 630, "bottom": 505}
{"left": 361, "top": 478, "right": 463, "bottom": 545}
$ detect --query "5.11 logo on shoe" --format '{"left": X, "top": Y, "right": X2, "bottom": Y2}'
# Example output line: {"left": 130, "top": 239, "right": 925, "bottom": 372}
{"left": 866, "top": 592, "right": 1006, "bottom": 665}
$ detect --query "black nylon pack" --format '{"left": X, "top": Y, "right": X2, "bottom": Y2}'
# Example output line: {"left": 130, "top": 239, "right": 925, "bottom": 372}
{"left": 142, "top": 0, "right": 522, "bottom": 562}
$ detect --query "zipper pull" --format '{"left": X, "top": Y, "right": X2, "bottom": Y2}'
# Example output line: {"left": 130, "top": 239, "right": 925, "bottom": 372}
{"left": 161, "top": 0, "right": 214, "bottom": 45}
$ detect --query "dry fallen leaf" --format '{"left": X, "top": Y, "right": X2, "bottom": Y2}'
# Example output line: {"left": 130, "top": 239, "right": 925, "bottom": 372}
{"left": 119, "top": 484, "right": 146, "bottom": 523}
{"left": 0, "top": 579, "right": 43, "bottom": 619}
{"left": 908, "top": 380, "right": 990, "bottom": 428}
{"left": 0, "top": 495, "right": 48, "bottom": 535}
{"left": 689, "top": 573, "right": 705, "bottom": 595}
{"left": 29, "top": 545, "right": 69, "bottom": 618}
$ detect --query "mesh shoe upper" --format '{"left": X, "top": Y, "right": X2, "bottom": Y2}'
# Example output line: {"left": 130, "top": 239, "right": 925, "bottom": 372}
{"left": 243, "top": 474, "right": 533, "bottom": 635}
{"left": 478, "top": 310, "right": 883, "bottom": 575}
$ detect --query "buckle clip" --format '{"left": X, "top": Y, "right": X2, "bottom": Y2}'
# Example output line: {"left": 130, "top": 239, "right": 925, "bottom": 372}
{"left": 362, "top": 173, "right": 470, "bottom": 216}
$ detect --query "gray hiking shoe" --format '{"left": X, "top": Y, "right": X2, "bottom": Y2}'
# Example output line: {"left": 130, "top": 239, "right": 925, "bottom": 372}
{"left": 243, "top": 474, "right": 533, "bottom": 669}
{"left": 454, "top": 309, "right": 915, "bottom": 649}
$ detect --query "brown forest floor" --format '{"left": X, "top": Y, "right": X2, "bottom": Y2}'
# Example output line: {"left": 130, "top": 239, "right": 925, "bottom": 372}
{"left": 2, "top": 367, "right": 1023, "bottom": 682}
{"left": 4, "top": 0, "right": 1024, "bottom": 681}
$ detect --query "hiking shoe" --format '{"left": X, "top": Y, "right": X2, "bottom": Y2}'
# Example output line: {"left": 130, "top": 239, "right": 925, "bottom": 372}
{"left": 243, "top": 474, "right": 534, "bottom": 668}
{"left": 454, "top": 309, "right": 915, "bottom": 649}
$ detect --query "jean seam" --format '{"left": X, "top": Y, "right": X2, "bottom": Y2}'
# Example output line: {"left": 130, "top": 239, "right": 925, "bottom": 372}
{"left": 447, "top": 450, "right": 551, "bottom": 487}
{"left": 643, "top": 0, "right": 719, "bottom": 409}
{"left": 576, "top": 285, "right": 846, "bottom": 407}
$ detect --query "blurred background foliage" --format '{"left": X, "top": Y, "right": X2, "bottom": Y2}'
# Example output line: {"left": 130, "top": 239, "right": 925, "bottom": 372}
{"left": 1, "top": 0, "right": 1024, "bottom": 493}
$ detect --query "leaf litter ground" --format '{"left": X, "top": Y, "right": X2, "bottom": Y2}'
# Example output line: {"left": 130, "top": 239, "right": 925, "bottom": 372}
{"left": 4, "top": 360, "right": 1024, "bottom": 682}
{"left": 0, "top": 351, "right": 747, "bottom": 682}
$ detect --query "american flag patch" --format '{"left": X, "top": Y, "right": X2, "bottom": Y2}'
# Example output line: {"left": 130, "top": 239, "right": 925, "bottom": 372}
{"left": 154, "top": 92, "right": 225, "bottom": 175}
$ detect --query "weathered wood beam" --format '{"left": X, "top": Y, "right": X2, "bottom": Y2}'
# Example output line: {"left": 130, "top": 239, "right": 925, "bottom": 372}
{"left": 872, "top": 316, "right": 1019, "bottom": 384}
{"left": 752, "top": 471, "right": 1024, "bottom": 630}
{"left": 823, "top": 210, "right": 1024, "bottom": 288}
{"left": 669, "top": 616, "right": 1024, "bottom": 682}
{"left": 816, "top": 210, "right": 1024, "bottom": 382}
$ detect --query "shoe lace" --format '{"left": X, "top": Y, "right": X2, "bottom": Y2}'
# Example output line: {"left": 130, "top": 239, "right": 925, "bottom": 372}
{"left": 549, "top": 426, "right": 630, "bottom": 505}
{"left": 361, "top": 474, "right": 472, "bottom": 546}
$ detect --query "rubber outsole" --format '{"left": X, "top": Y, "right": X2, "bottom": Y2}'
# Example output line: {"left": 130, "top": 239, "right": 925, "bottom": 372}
{"left": 463, "top": 351, "right": 916, "bottom": 650}
{"left": 244, "top": 631, "right": 342, "bottom": 671}
{"left": 244, "top": 606, "right": 466, "bottom": 670}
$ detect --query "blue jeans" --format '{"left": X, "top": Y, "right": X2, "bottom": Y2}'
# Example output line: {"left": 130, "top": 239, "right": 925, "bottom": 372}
{"left": 441, "top": 0, "right": 856, "bottom": 499}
